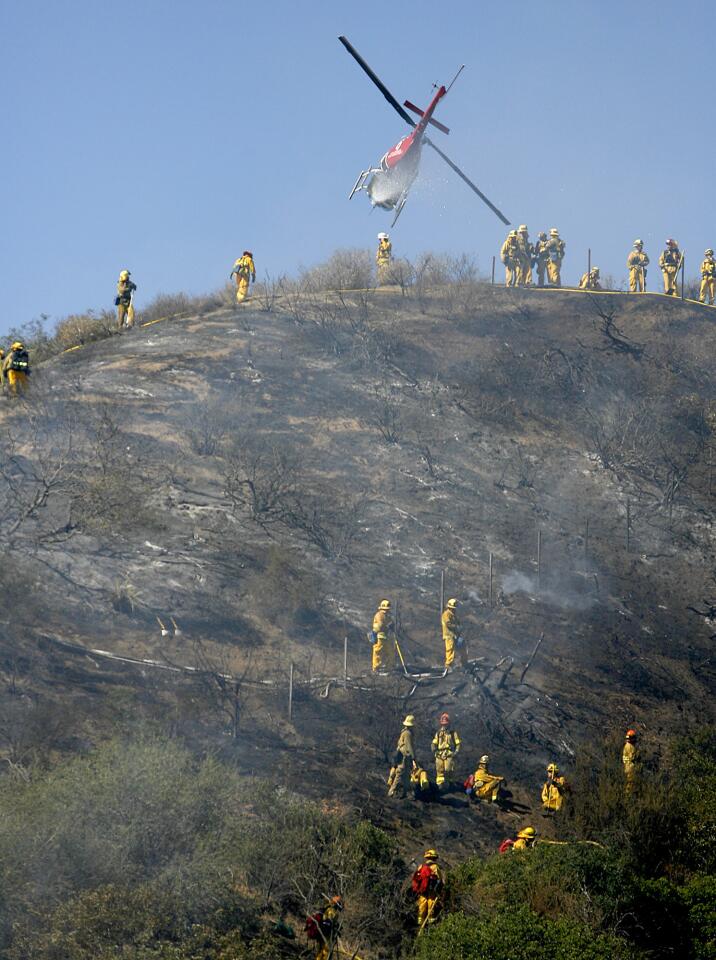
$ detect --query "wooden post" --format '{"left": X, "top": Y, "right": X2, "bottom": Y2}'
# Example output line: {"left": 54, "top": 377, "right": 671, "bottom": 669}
{"left": 537, "top": 528, "right": 542, "bottom": 587}
{"left": 626, "top": 500, "right": 631, "bottom": 552}
{"left": 520, "top": 632, "right": 545, "bottom": 684}
{"left": 491, "top": 255, "right": 496, "bottom": 285}
{"left": 343, "top": 636, "right": 348, "bottom": 685}
{"left": 681, "top": 254, "right": 686, "bottom": 301}
{"left": 587, "top": 247, "right": 591, "bottom": 281}
{"left": 288, "top": 662, "right": 294, "bottom": 721}
{"left": 488, "top": 552, "right": 493, "bottom": 607}
{"left": 440, "top": 569, "right": 445, "bottom": 613}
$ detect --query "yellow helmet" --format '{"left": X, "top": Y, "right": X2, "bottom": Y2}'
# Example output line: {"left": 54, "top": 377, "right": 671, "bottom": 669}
{"left": 518, "top": 826, "right": 536, "bottom": 839}
{"left": 423, "top": 849, "right": 438, "bottom": 860}
{"left": 11, "top": 341, "right": 24, "bottom": 351}
{"left": 119, "top": 269, "right": 130, "bottom": 280}
{"left": 447, "top": 598, "right": 458, "bottom": 609}
{"left": 546, "top": 763, "right": 559, "bottom": 774}
{"left": 379, "top": 599, "right": 391, "bottom": 610}
{"left": 591, "top": 267, "right": 600, "bottom": 275}
{"left": 550, "top": 228, "right": 559, "bottom": 236}
{"left": 518, "top": 224, "right": 528, "bottom": 232}
{"left": 403, "top": 714, "right": 415, "bottom": 727}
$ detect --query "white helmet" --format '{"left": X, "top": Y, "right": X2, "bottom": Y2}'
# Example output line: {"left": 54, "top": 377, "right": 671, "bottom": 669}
{"left": 377, "top": 232, "right": 389, "bottom": 240}
{"left": 633, "top": 239, "right": 643, "bottom": 247}
{"left": 550, "top": 228, "right": 559, "bottom": 236}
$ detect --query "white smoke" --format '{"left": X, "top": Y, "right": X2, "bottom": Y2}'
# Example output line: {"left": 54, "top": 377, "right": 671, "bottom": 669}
{"left": 501, "top": 570, "right": 596, "bottom": 611}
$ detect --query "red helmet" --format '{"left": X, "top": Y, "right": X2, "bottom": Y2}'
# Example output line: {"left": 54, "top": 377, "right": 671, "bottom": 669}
{"left": 626, "top": 729, "right": 637, "bottom": 739}
{"left": 439, "top": 712, "right": 450, "bottom": 725}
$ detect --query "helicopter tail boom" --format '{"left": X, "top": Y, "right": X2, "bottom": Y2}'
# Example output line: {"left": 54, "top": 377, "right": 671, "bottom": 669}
{"left": 403, "top": 100, "right": 450, "bottom": 135}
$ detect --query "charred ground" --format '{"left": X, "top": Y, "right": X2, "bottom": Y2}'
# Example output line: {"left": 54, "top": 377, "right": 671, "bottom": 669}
{"left": 1, "top": 280, "right": 715, "bottom": 860}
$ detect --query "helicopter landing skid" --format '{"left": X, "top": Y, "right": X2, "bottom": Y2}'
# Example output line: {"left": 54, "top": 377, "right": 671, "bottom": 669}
{"left": 391, "top": 192, "right": 408, "bottom": 226}
{"left": 349, "top": 169, "right": 371, "bottom": 200}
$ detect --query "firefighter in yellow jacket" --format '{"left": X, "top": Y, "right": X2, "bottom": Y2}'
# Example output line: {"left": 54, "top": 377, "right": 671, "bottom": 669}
{"left": 2, "top": 342, "right": 30, "bottom": 395}
{"left": 230, "top": 251, "right": 256, "bottom": 303}
{"left": 442, "top": 598, "right": 466, "bottom": 670}
{"left": 541, "top": 762, "right": 568, "bottom": 813}
{"left": 700, "top": 249, "right": 716, "bottom": 305}
{"left": 431, "top": 712, "right": 461, "bottom": 791}
{"left": 627, "top": 239, "right": 649, "bottom": 292}
{"left": 469, "top": 754, "right": 505, "bottom": 802}
{"left": 622, "top": 728, "right": 640, "bottom": 794}
{"left": 512, "top": 826, "right": 537, "bottom": 851}
{"left": 371, "top": 598, "right": 395, "bottom": 672}
{"left": 376, "top": 232, "right": 392, "bottom": 285}
{"left": 545, "top": 228, "right": 565, "bottom": 286}
{"left": 659, "top": 239, "right": 682, "bottom": 296}
{"left": 516, "top": 225, "right": 534, "bottom": 286}
{"left": 579, "top": 267, "right": 602, "bottom": 290}
{"left": 310, "top": 895, "right": 343, "bottom": 960}
{"left": 116, "top": 270, "right": 137, "bottom": 328}
{"left": 412, "top": 849, "right": 445, "bottom": 932}
{"left": 500, "top": 230, "right": 519, "bottom": 287}
{"left": 388, "top": 715, "right": 418, "bottom": 798}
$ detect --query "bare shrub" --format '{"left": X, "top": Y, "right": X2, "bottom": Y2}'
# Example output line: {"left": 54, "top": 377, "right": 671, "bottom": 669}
{"left": 53, "top": 311, "right": 116, "bottom": 350}
{"left": 367, "top": 385, "right": 402, "bottom": 443}
{"left": 185, "top": 401, "right": 232, "bottom": 457}
{"left": 222, "top": 438, "right": 301, "bottom": 525}
{"left": 300, "top": 248, "right": 374, "bottom": 292}
{"left": 279, "top": 488, "right": 368, "bottom": 560}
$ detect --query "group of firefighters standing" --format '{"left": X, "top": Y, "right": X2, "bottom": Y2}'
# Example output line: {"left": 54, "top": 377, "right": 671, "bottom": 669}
{"left": 369, "top": 596, "right": 465, "bottom": 674}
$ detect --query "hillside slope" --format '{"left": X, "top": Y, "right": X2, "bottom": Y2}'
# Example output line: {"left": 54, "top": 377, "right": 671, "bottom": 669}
{"left": 1, "top": 282, "right": 715, "bottom": 857}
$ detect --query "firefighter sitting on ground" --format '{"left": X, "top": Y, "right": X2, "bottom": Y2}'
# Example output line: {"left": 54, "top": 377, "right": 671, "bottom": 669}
{"left": 305, "top": 895, "right": 343, "bottom": 960}
{"left": 541, "top": 762, "right": 568, "bottom": 813}
{"left": 370, "top": 598, "right": 395, "bottom": 672}
{"left": 442, "top": 597, "right": 466, "bottom": 670}
{"left": 2, "top": 342, "right": 30, "bottom": 395}
{"left": 466, "top": 754, "right": 505, "bottom": 803}
{"left": 376, "top": 232, "right": 392, "bottom": 285}
{"left": 230, "top": 251, "right": 256, "bottom": 303}
{"left": 700, "top": 248, "right": 716, "bottom": 305}
{"left": 388, "top": 714, "right": 418, "bottom": 798}
{"left": 511, "top": 826, "right": 537, "bottom": 851}
{"left": 411, "top": 849, "right": 445, "bottom": 932}
{"left": 659, "top": 238, "right": 681, "bottom": 296}
{"left": 627, "top": 239, "right": 649, "bottom": 292}
{"left": 579, "top": 266, "right": 602, "bottom": 290}
{"left": 115, "top": 270, "right": 137, "bottom": 329}
{"left": 431, "top": 712, "right": 461, "bottom": 792}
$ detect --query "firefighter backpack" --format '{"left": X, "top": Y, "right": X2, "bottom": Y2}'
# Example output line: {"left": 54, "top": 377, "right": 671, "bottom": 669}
{"left": 499, "top": 838, "right": 515, "bottom": 854}
{"left": 305, "top": 912, "right": 323, "bottom": 940}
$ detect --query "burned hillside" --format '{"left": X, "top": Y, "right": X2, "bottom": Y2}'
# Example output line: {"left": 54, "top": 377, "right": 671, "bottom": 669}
{"left": 0, "top": 280, "right": 715, "bottom": 830}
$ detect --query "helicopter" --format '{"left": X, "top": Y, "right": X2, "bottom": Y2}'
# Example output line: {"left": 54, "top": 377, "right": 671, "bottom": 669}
{"left": 339, "top": 36, "right": 509, "bottom": 227}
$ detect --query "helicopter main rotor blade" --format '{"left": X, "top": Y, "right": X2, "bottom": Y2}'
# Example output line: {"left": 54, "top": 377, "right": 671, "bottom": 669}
{"left": 339, "top": 36, "right": 415, "bottom": 128}
{"left": 425, "top": 136, "right": 510, "bottom": 225}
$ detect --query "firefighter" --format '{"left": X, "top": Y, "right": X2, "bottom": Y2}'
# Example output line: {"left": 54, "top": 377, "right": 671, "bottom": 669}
{"left": 516, "top": 225, "right": 534, "bottom": 286}
{"left": 579, "top": 267, "right": 602, "bottom": 290}
{"left": 467, "top": 754, "right": 505, "bottom": 802}
{"left": 376, "top": 232, "right": 393, "bottom": 285}
{"left": 431, "top": 712, "right": 461, "bottom": 791}
{"left": 622, "top": 728, "right": 640, "bottom": 794}
{"left": 2, "top": 342, "right": 30, "bottom": 395}
{"left": 545, "top": 228, "right": 565, "bottom": 286}
{"left": 534, "top": 231, "right": 549, "bottom": 287}
{"left": 0, "top": 348, "right": 4, "bottom": 389}
{"left": 388, "top": 715, "right": 418, "bottom": 798}
{"left": 305, "top": 895, "right": 343, "bottom": 960}
{"left": 115, "top": 270, "right": 137, "bottom": 329}
{"left": 230, "top": 251, "right": 256, "bottom": 303}
{"left": 541, "top": 762, "right": 568, "bottom": 813}
{"left": 512, "top": 826, "right": 537, "bottom": 851}
{"left": 700, "top": 249, "right": 716, "bottom": 305}
{"left": 500, "top": 230, "right": 520, "bottom": 287}
{"left": 370, "top": 598, "right": 395, "bottom": 672}
{"left": 627, "top": 239, "right": 649, "bottom": 292}
{"left": 442, "top": 597, "right": 466, "bottom": 670}
{"left": 659, "top": 239, "right": 682, "bottom": 296}
{"left": 411, "top": 849, "right": 445, "bottom": 932}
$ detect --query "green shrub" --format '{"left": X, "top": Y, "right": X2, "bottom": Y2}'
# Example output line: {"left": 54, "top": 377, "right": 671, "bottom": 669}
{"left": 415, "top": 907, "right": 640, "bottom": 960}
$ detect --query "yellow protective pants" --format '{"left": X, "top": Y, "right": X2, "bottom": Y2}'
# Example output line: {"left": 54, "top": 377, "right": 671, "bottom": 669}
{"left": 117, "top": 302, "right": 135, "bottom": 328}
{"left": 377, "top": 260, "right": 391, "bottom": 285}
{"left": 504, "top": 263, "right": 517, "bottom": 287}
{"left": 417, "top": 895, "right": 440, "bottom": 929}
{"left": 444, "top": 634, "right": 466, "bottom": 669}
{"left": 434, "top": 754, "right": 455, "bottom": 787}
{"left": 629, "top": 267, "right": 646, "bottom": 292}
{"left": 547, "top": 260, "right": 562, "bottom": 286}
{"left": 516, "top": 259, "right": 532, "bottom": 286}
{"left": 6, "top": 370, "right": 29, "bottom": 395}
{"left": 315, "top": 938, "right": 336, "bottom": 960}
{"left": 474, "top": 775, "right": 502, "bottom": 801}
{"left": 700, "top": 277, "right": 715, "bottom": 304}
{"left": 388, "top": 759, "right": 412, "bottom": 797}
{"left": 236, "top": 276, "right": 250, "bottom": 302}
{"left": 662, "top": 267, "right": 678, "bottom": 295}
{"left": 372, "top": 634, "right": 395, "bottom": 671}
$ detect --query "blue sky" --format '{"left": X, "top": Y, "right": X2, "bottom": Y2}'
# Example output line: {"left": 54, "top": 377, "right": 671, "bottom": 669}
{"left": 2, "top": 0, "right": 714, "bottom": 331}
